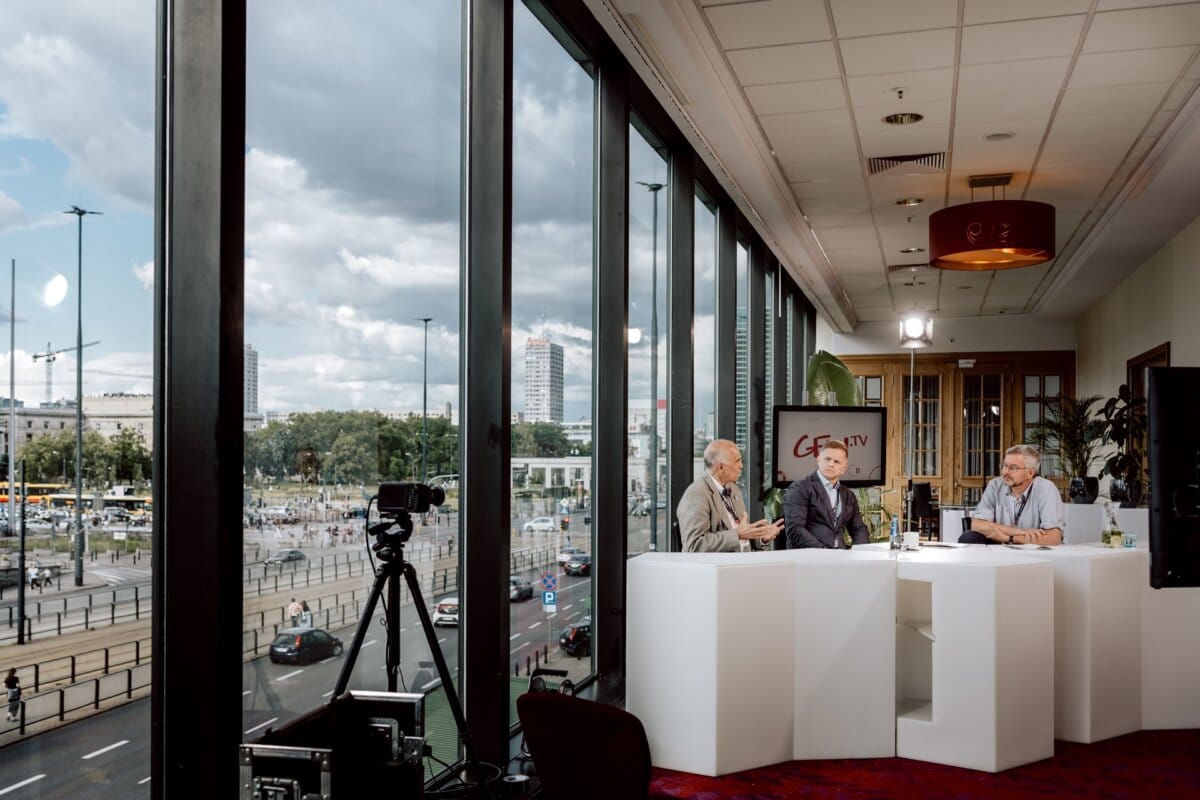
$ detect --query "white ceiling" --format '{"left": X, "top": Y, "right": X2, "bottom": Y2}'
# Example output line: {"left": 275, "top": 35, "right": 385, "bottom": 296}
{"left": 585, "top": 0, "right": 1200, "bottom": 332}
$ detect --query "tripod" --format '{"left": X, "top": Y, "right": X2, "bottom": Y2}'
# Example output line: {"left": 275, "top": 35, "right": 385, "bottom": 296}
{"left": 332, "top": 517, "right": 491, "bottom": 799}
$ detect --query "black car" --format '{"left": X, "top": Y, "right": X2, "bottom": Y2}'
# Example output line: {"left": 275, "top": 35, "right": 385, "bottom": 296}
{"left": 265, "top": 549, "right": 306, "bottom": 565}
{"left": 563, "top": 553, "right": 591, "bottom": 577}
{"left": 559, "top": 616, "right": 591, "bottom": 658}
{"left": 269, "top": 627, "right": 344, "bottom": 665}
{"left": 509, "top": 575, "right": 534, "bottom": 601}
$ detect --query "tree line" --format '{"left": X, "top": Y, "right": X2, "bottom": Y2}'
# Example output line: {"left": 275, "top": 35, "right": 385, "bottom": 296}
{"left": 8, "top": 428, "right": 153, "bottom": 487}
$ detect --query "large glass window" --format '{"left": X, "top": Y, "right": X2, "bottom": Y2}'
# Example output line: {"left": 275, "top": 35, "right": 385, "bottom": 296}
{"left": 511, "top": 2, "right": 595, "bottom": 693}
{"left": 963, "top": 374, "right": 1002, "bottom": 484}
{"left": 0, "top": 5, "right": 157, "bottom": 796}
{"left": 242, "top": 0, "right": 462, "bottom": 777}
{"left": 903, "top": 376, "right": 941, "bottom": 476}
{"left": 627, "top": 127, "right": 668, "bottom": 556}
{"left": 693, "top": 195, "right": 717, "bottom": 479}
{"left": 1023, "top": 374, "right": 1063, "bottom": 477}
{"left": 734, "top": 242, "right": 750, "bottom": 454}
{"left": 763, "top": 267, "right": 775, "bottom": 472}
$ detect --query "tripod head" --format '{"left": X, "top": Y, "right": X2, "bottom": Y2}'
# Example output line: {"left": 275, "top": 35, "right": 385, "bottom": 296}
{"left": 368, "top": 515, "right": 413, "bottom": 563}
{"left": 369, "top": 481, "right": 447, "bottom": 562}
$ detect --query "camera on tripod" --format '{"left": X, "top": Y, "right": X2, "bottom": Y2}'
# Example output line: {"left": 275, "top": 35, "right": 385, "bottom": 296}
{"left": 371, "top": 482, "right": 446, "bottom": 561}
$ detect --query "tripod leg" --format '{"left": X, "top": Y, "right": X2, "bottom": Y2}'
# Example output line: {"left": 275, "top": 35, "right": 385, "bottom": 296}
{"left": 402, "top": 561, "right": 492, "bottom": 800}
{"left": 332, "top": 566, "right": 388, "bottom": 699}
{"left": 386, "top": 562, "right": 401, "bottom": 692}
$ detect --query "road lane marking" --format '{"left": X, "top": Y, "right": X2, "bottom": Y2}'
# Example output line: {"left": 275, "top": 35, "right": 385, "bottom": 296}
{"left": 510, "top": 643, "right": 529, "bottom": 655}
{"left": 363, "top": 639, "right": 377, "bottom": 647}
{"left": 139, "top": 777, "right": 151, "bottom": 785}
{"left": 273, "top": 670, "right": 302, "bottom": 683}
{"left": 244, "top": 717, "right": 279, "bottom": 735}
{"left": 528, "top": 622, "right": 541, "bottom": 630}
{"left": 562, "top": 604, "right": 573, "bottom": 610}
{"left": 509, "top": 633, "right": 520, "bottom": 640}
{"left": 82, "top": 740, "right": 129, "bottom": 760}
{"left": 242, "top": 690, "right": 251, "bottom": 696}
{"left": 0, "top": 775, "right": 46, "bottom": 795}
{"left": 322, "top": 690, "right": 334, "bottom": 697}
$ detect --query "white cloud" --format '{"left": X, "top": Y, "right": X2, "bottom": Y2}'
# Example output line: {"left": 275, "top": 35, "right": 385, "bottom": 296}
{"left": 132, "top": 260, "right": 153, "bottom": 290}
{"left": 0, "top": 190, "right": 25, "bottom": 233}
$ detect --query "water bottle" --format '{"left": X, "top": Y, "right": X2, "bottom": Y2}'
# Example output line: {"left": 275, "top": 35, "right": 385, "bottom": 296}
{"left": 889, "top": 516, "right": 900, "bottom": 550}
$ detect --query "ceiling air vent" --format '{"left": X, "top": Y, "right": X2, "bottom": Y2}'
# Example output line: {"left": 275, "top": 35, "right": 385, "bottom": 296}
{"left": 887, "top": 263, "right": 933, "bottom": 274}
{"left": 868, "top": 152, "right": 945, "bottom": 176}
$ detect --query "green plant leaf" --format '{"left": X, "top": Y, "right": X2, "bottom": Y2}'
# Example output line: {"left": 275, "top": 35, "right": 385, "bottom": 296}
{"left": 806, "top": 350, "right": 862, "bottom": 407}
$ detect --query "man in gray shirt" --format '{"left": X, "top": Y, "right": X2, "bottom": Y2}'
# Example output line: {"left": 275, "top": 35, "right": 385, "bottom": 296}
{"left": 964, "top": 444, "right": 1066, "bottom": 546}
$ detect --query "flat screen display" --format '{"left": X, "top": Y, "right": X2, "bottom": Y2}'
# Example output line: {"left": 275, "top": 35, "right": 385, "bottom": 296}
{"left": 772, "top": 405, "right": 887, "bottom": 488}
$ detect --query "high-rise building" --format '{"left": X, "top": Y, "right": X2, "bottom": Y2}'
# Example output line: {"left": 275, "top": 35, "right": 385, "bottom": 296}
{"left": 243, "top": 344, "right": 259, "bottom": 415}
{"left": 734, "top": 308, "right": 748, "bottom": 450}
{"left": 524, "top": 337, "right": 563, "bottom": 423}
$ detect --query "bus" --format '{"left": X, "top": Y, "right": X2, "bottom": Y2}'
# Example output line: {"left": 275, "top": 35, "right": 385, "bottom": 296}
{"left": 0, "top": 482, "right": 71, "bottom": 504}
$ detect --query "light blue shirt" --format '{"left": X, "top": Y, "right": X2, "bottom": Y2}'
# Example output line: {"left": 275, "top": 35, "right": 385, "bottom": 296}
{"left": 972, "top": 475, "right": 1067, "bottom": 535}
{"left": 817, "top": 472, "right": 841, "bottom": 518}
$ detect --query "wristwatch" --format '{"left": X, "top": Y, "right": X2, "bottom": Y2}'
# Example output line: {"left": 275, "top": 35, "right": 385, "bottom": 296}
{"left": 1007, "top": 534, "right": 1014, "bottom": 544}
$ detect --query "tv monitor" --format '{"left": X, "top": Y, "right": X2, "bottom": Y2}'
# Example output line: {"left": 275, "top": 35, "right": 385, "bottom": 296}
{"left": 772, "top": 405, "right": 887, "bottom": 488}
{"left": 1148, "top": 367, "right": 1200, "bottom": 588}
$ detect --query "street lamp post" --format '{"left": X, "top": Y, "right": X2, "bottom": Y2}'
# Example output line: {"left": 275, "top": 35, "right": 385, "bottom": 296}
{"left": 636, "top": 181, "right": 664, "bottom": 551}
{"left": 417, "top": 317, "right": 432, "bottom": 484}
{"left": 65, "top": 205, "right": 100, "bottom": 587}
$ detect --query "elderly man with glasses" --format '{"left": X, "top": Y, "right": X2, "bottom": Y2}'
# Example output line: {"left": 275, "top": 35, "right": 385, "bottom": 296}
{"left": 960, "top": 444, "right": 1066, "bottom": 546}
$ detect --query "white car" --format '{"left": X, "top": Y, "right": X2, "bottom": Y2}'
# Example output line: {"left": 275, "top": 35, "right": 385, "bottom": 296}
{"left": 557, "top": 546, "right": 584, "bottom": 565}
{"left": 432, "top": 597, "right": 459, "bottom": 627}
{"left": 523, "top": 517, "right": 556, "bottom": 533}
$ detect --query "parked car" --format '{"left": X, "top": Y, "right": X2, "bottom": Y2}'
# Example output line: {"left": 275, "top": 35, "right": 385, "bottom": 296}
{"left": 269, "top": 627, "right": 344, "bottom": 665}
{"left": 557, "top": 545, "right": 583, "bottom": 565}
{"left": 524, "top": 517, "right": 556, "bottom": 533}
{"left": 563, "top": 553, "right": 591, "bottom": 577}
{"left": 265, "top": 549, "right": 306, "bottom": 565}
{"left": 559, "top": 616, "right": 591, "bottom": 657}
{"left": 432, "top": 597, "right": 459, "bottom": 627}
{"left": 509, "top": 575, "right": 534, "bottom": 601}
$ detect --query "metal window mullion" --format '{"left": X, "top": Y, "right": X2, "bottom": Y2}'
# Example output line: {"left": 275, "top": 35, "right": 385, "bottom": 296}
{"left": 745, "top": 241, "right": 767, "bottom": 521}
{"left": 460, "top": 0, "right": 512, "bottom": 766}
{"left": 714, "top": 199, "right": 737, "bottom": 440}
{"left": 667, "top": 154, "right": 694, "bottom": 532}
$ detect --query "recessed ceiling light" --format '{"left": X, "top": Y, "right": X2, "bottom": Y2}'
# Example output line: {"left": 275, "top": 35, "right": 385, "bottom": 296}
{"left": 984, "top": 131, "right": 1016, "bottom": 141}
{"left": 900, "top": 247, "right": 925, "bottom": 254}
{"left": 883, "top": 112, "right": 924, "bottom": 125}
{"left": 896, "top": 197, "right": 924, "bottom": 207}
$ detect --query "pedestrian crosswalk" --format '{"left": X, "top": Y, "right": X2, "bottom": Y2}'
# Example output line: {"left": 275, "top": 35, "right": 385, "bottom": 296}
{"left": 90, "top": 567, "right": 152, "bottom": 586}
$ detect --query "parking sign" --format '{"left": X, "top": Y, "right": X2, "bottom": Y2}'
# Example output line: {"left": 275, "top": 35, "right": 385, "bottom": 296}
{"left": 542, "top": 590, "right": 557, "bottom": 612}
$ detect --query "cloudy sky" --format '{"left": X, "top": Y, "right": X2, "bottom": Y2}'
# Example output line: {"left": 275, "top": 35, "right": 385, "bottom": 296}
{"left": 0, "top": 1, "right": 715, "bottom": 427}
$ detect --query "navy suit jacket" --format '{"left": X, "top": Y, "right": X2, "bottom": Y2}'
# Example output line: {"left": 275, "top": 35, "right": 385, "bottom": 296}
{"left": 782, "top": 471, "right": 869, "bottom": 549}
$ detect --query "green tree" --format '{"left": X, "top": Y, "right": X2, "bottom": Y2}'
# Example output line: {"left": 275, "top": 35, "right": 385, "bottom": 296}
{"left": 107, "top": 428, "right": 152, "bottom": 484}
{"left": 512, "top": 422, "right": 570, "bottom": 457}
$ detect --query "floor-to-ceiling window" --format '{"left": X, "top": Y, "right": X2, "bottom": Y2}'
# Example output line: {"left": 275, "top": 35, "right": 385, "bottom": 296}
{"left": 627, "top": 126, "right": 668, "bottom": 555}
{"left": 694, "top": 195, "right": 717, "bottom": 480}
{"left": 734, "top": 241, "right": 750, "bottom": 456}
{"left": 241, "top": 0, "right": 462, "bottom": 776}
{"left": 510, "top": 1, "right": 595, "bottom": 692}
{"left": 0, "top": 4, "right": 157, "bottom": 796}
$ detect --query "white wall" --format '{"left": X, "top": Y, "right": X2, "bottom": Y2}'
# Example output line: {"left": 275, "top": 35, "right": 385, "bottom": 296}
{"left": 1076, "top": 214, "right": 1200, "bottom": 397}
{"left": 817, "top": 315, "right": 1076, "bottom": 356}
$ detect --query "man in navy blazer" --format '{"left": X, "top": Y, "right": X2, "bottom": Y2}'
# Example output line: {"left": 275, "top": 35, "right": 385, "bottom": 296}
{"left": 782, "top": 439, "right": 869, "bottom": 549}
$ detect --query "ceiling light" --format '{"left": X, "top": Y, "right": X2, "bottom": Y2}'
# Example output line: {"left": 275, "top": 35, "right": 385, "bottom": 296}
{"left": 984, "top": 131, "right": 1016, "bottom": 141}
{"left": 899, "top": 316, "right": 933, "bottom": 349}
{"left": 900, "top": 247, "right": 925, "bottom": 254}
{"left": 883, "top": 112, "right": 924, "bottom": 125}
{"left": 896, "top": 197, "right": 923, "bottom": 207}
{"left": 928, "top": 173, "right": 1055, "bottom": 270}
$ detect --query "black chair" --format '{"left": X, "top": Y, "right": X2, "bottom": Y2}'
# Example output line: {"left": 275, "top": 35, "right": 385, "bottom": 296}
{"left": 670, "top": 519, "right": 682, "bottom": 552}
{"left": 910, "top": 482, "right": 936, "bottom": 539}
{"left": 517, "top": 691, "right": 654, "bottom": 799}
{"left": 958, "top": 514, "right": 991, "bottom": 544}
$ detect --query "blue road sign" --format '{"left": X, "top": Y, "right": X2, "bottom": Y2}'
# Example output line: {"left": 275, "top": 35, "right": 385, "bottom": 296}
{"left": 540, "top": 572, "right": 558, "bottom": 591}
{"left": 542, "top": 590, "right": 557, "bottom": 606}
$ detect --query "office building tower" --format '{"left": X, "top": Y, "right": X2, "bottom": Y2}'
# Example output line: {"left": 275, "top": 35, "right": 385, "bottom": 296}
{"left": 524, "top": 337, "right": 563, "bottom": 423}
{"left": 244, "top": 344, "right": 259, "bottom": 415}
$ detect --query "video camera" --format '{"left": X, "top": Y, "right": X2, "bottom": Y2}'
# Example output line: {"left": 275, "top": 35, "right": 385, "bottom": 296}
{"left": 378, "top": 481, "right": 446, "bottom": 517}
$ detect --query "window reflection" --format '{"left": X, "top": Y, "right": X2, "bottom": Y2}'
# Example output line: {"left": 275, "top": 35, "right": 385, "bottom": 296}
{"left": 694, "top": 196, "right": 717, "bottom": 480}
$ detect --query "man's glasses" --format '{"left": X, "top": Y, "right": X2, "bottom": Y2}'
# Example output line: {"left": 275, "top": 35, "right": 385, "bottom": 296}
{"left": 1001, "top": 463, "right": 1030, "bottom": 473}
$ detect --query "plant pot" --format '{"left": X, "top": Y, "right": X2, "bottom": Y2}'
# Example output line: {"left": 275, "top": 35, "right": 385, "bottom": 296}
{"left": 1068, "top": 476, "right": 1099, "bottom": 504}
{"left": 1110, "top": 478, "right": 1143, "bottom": 508}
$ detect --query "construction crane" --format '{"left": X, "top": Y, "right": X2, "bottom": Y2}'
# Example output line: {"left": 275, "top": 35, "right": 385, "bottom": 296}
{"left": 31, "top": 341, "right": 100, "bottom": 406}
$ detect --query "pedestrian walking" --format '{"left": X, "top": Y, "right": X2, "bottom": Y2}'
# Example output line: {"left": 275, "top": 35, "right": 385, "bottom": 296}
{"left": 299, "top": 601, "right": 313, "bottom": 628}
{"left": 287, "top": 597, "right": 302, "bottom": 627}
{"left": 5, "top": 668, "right": 20, "bottom": 722}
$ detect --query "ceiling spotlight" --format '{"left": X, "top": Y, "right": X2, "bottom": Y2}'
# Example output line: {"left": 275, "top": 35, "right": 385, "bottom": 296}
{"left": 883, "top": 112, "right": 924, "bottom": 125}
{"left": 896, "top": 197, "right": 923, "bottom": 207}
{"left": 900, "top": 247, "right": 925, "bottom": 254}
{"left": 984, "top": 131, "right": 1016, "bottom": 141}
{"left": 899, "top": 316, "right": 933, "bottom": 349}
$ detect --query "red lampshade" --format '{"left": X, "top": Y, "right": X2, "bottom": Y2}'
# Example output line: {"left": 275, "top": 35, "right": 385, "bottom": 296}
{"left": 928, "top": 199, "right": 1055, "bottom": 270}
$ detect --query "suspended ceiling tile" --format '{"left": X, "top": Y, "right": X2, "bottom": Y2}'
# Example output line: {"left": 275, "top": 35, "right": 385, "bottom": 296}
{"left": 950, "top": 148, "right": 1041, "bottom": 180}
{"left": 1058, "top": 82, "right": 1173, "bottom": 116}
{"left": 1189, "top": 55, "right": 1200, "bottom": 80}
{"left": 958, "top": 57, "right": 1071, "bottom": 97}
{"left": 961, "top": 16, "right": 1087, "bottom": 64}
{"left": 791, "top": 177, "right": 869, "bottom": 203}
{"left": 706, "top": 0, "right": 831, "bottom": 50}
{"left": 839, "top": 28, "right": 957, "bottom": 77}
{"left": 855, "top": 97, "right": 952, "bottom": 140}
{"left": 1096, "top": 0, "right": 1200, "bottom": 10}
{"left": 869, "top": 172, "right": 947, "bottom": 200}
{"left": 954, "top": 93, "right": 1058, "bottom": 127}
{"left": 727, "top": 41, "right": 841, "bottom": 86}
{"left": 1085, "top": 5, "right": 1200, "bottom": 52}
{"left": 816, "top": 226, "right": 880, "bottom": 248}
{"left": 841, "top": 273, "right": 891, "bottom": 296}
{"left": 859, "top": 127, "right": 951, "bottom": 158}
{"left": 804, "top": 209, "right": 876, "bottom": 228}
{"left": 964, "top": 0, "right": 1092, "bottom": 25}
{"left": 1163, "top": 80, "right": 1199, "bottom": 111}
{"left": 798, "top": 195, "right": 875, "bottom": 215}
{"left": 830, "top": 0, "right": 957, "bottom": 38}
{"left": 764, "top": 128, "right": 859, "bottom": 162}
{"left": 745, "top": 78, "right": 848, "bottom": 115}
{"left": 779, "top": 157, "right": 864, "bottom": 183}
{"left": 847, "top": 67, "right": 953, "bottom": 108}
{"left": 825, "top": 246, "right": 886, "bottom": 272}
{"left": 760, "top": 107, "right": 855, "bottom": 140}
{"left": 1070, "top": 46, "right": 1196, "bottom": 88}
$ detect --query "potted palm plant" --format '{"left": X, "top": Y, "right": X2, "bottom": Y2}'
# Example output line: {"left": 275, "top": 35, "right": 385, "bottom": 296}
{"left": 1027, "top": 394, "right": 1106, "bottom": 503}
{"left": 1097, "top": 384, "right": 1148, "bottom": 507}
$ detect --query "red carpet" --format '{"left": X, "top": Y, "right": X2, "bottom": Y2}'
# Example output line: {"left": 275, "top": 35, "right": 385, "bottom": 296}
{"left": 648, "top": 729, "right": 1200, "bottom": 799}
